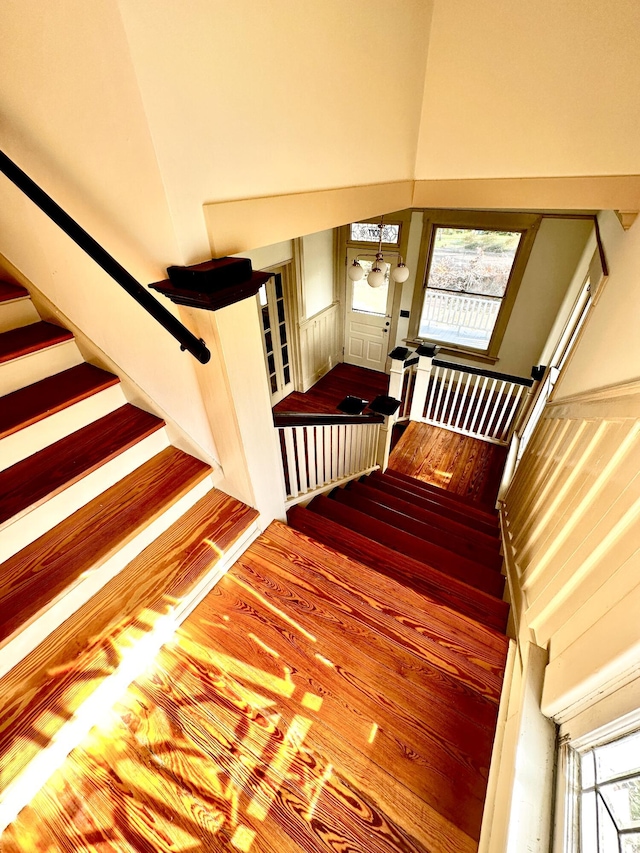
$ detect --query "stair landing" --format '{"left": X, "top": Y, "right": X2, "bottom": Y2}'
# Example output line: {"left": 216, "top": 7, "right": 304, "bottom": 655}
{"left": 3, "top": 521, "right": 508, "bottom": 853}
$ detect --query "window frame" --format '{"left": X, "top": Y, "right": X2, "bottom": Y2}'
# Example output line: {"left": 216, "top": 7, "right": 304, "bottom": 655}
{"left": 407, "top": 210, "right": 541, "bottom": 362}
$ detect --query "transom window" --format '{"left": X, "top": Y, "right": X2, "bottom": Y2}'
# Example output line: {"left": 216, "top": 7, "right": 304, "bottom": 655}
{"left": 350, "top": 221, "right": 400, "bottom": 245}
{"left": 409, "top": 210, "right": 541, "bottom": 360}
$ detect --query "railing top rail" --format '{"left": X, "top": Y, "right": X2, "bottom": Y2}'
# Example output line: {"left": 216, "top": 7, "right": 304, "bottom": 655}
{"left": 273, "top": 411, "right": 385, "bottom": 427}
{"left": 432, "top": 357, "right": 534, "bottom": 387}
{"left": 0, "top": 150, "right": 210, "bottom": 364}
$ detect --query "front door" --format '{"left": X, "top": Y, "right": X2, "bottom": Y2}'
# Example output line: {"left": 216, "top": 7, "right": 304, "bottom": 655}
{"left": 343, "top": 248, "right": 394, "bottom": 372}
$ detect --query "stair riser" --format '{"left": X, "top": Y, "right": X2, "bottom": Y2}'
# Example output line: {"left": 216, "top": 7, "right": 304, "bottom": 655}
{"left": 0, "top": 428, "right": 170, "bottom": 564}
{"left": 0, "top": 299, "right": 39, "bottom": 334}
{"left": 0, "top": 473, "right": 215, "bottom": 682}
{"left": 0, "top": 384, "right": 127, "bottom": 472}
{"left": 0, "top": 341, "right": 83, "bottom": 396}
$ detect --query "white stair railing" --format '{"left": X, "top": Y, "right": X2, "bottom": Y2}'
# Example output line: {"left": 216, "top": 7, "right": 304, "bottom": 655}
{"left": 395, "top": 348, "right": 533, "bottom": 446}
{"left": 274, "top": 412, "right": 386, "bottom": 506}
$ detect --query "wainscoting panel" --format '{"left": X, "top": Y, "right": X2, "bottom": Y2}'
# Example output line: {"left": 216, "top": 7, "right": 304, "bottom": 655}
{"left": 501, "top": 380, "right": 640, "bottom": 720}
{"left": 299, "top": 302, "right": 342, "bottom": 392}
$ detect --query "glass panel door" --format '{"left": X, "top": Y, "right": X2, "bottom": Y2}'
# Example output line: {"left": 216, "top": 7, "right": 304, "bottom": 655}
{"left": 259, "top": 269, "right": 294, "bottom": 405}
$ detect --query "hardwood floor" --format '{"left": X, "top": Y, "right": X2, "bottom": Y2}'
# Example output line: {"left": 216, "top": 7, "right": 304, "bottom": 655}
{"left": 273, "top": 363, "right": 389, "bottom": 415}
{"left": 388, "top": 421, "right": 507, "bottom": 510}
{"left": 3, "top": 522, "right": 508, "bottom": 853}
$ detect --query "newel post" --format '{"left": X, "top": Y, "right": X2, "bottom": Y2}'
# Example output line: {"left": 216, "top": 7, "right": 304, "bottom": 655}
{"left": 409, "top": 343, "right": 437, "bottom": 422}
{"left": 387, "top": 346, "right": 410, "bottom": 403}
{"left": 369, "top": 395, "right": 402, "bottom": 473}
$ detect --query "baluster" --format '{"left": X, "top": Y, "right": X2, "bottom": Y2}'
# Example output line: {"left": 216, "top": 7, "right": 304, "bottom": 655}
{"left": 441, "top": 368, "right": 456, "bottom": 425}
{"left": 331, "top": 425, "right": 339, "bottom": 480}
{"left": 433, "top": 366, "right": 448, "bottom": 422}
{"left": 469, "top": 375, "right": 490, "bottom": 434}
{"left": 485, "top": 380, "right": 507, "bottom": 438}
{"left": 294, "top": 426, "right": 308, "bottom": 493}
{"left": 283, "top": 427, "right": 299, "bottom": 498}
{"left": 476, "top": 378, "right": 498, "bottom": 436}
{"left": 315, "top": 424, "right": 325, "bottom": 487}
{"left": 409, "top": 346, "right": 434, "bottom": 421}
{"left": 307, "top": 425, "right": 317, "bottom": 490}
{"left": 455, "top": 372, "right": 472, "bottom": 429}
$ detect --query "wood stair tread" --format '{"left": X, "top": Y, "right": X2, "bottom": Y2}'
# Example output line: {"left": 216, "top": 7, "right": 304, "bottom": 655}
{"left": 384, "top": 468, "right": 500, "bottom": 520}
{"left": 349, "top": 480, "right": 502, "bottom": 567}
{"left": 322, "top": 492, "right": 504, "bottom": 597}
{"left": 0, "top": 446, "right": 211, "bottom": 648}
{"left": 255, "top": 522, "right": 508, "bottom": 702}
{"left": 0, "top": 322, "right": 74, "bottom": 364}
{"left": 367, "top": 471, "right": 500, "bottom": 536}
{"left": 0, "top": 488, "right": 257, "bottom": 793}
{"left": 0, "top": 363, "right": 120, "bottom": 441}
{"left": 0, "top": 404, "right": 164, "bottom": 526}
{"left": 0, "top": 282, "right": 29, "bottom": 303}
{"left": 288, "top": 504, "right": 509, "bottom": 632}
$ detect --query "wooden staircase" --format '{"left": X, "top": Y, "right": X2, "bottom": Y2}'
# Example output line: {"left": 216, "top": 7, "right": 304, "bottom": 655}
{"left": 289, "top": 469, "right": 509, "bottom": 634}
{"left": 0, "top": 280, "right": 260, "bottom": 829}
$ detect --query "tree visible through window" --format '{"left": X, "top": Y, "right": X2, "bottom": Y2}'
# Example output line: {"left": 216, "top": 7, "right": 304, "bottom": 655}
{"left": 419, "top": 227, "right": 521, "bottom": 350}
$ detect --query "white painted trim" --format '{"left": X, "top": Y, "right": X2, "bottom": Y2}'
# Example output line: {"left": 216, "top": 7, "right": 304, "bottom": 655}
{"left": 284, "top": 465, "right": 379, "bottom": 508}
{"left": 0, "top": 474, "right": 214, "bottom": 682}
{"left": 0, "top": 298, "right": 39, "bottom": 333}
{"left": 478, "top": 639, "right": 517, "bottom": 853}
{"left": 0, "top": 339, "right": 83, "bottom": 397}
{"left": 0, "top": 428, "right": 169, "bottom": 564}
{"left": 0, "top": 383, "right": 126, "bottom": 472}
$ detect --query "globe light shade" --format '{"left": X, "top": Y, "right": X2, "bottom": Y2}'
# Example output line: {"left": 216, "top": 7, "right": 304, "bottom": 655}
{"left": 367, "top": 268, "right": 386, "bottom": 288}
{"left": 348, "top": 260, "right": 365, "bottom": 281}
{"left": 392, "top": 263, "right": 410, "bottom": 283}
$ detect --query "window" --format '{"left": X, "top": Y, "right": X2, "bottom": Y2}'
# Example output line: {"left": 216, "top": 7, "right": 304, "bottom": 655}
{"left": 571, "top": 729, "right": 640, "bottom": 852}
{"left": 350, "top": 221, "right": 400, "bottom": 245}
{"left": 409, "top": 211, "right": 541, "bottom": 360}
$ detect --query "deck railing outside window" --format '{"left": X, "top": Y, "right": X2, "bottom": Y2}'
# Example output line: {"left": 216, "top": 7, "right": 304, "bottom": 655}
{"left": 419, "top": 290, "right": 500, "bottom": 350}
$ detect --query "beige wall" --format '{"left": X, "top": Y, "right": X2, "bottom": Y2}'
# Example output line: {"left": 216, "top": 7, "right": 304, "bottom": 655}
{"left": 555, "top": 211, "right": 640, "bottom": 397}
{"left": 301, "top": 230, "right": 335, "bottom": 320}
{"left": 0, "top": 0, "right": 217, "bottom": 460}
{"left": 117, "top": 0, "right": 433, "bottom": 262}
{"left": 416, "top": 0, "right": 640, "bottom": 180}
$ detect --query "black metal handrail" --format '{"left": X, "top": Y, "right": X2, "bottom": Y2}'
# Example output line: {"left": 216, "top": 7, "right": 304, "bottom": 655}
{"left": 273, "top": 411, "right": 384, "bottom": 427}
{"left": 0, "top": 151, "right": 210, "bottom": 364}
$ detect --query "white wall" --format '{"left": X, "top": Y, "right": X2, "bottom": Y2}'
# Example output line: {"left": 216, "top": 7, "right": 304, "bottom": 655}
{"left": 117, "top": 0, "right": 434, "bottom": 263}
{"left": 0, "top": 0, "right": 217, "bottom": 461}
{"left": 555, "top": 211, "right": 640, "bottom": 398}
{"left": 416, "top": 0, "right": 640, "bottom": 180}
{"left": 234, "top": 241, "right": 294, "bottom": 272}
{"left": 301, "top": 230, "right": 335, "bottom": 319}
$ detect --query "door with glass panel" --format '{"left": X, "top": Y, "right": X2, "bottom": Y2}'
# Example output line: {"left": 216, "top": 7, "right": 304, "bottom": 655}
{"left": 259, "top": 269, "right": 294, "bottom": 405}
{"left": 344, "top": 247, "right": 395, "bottom": 372}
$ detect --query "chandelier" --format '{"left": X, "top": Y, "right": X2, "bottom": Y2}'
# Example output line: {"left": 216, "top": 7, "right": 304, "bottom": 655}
{"left": 347, "top": 217, "right": 410, "bottom": 288}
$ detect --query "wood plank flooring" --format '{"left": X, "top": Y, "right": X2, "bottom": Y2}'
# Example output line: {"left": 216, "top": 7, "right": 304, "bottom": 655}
{"left": 273, "top": 364, "right": 389, "bottom": 415}
{"left": 3, "top": 521, "right": 507, "bottom": 853}
{"left": 388, "top": 421, "right": 507, "bottom": 510}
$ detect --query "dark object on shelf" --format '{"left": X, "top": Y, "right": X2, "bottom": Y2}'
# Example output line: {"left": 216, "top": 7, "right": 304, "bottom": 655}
{"left": 150, "top": 256, "right": 271, "bottom": 312}
{"left": 337, "top": 395, "right": 369, "bottom": 415}
{"left": 368, "top": 395, "right": 402, "bottom": 417}
{"left": 167, "top": 257, "right": 253, "bottom": 291}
